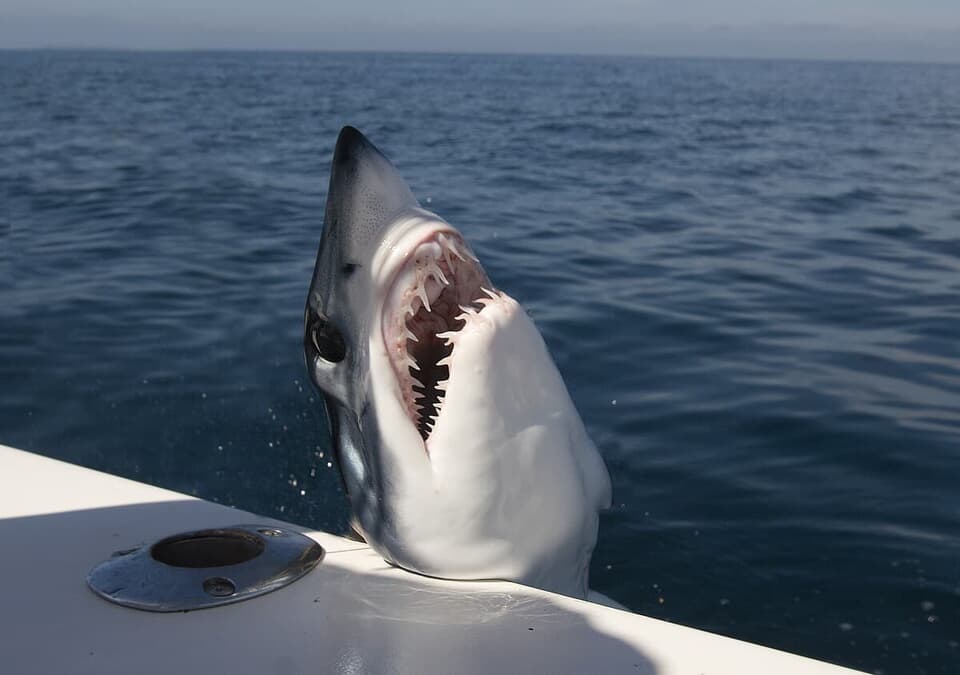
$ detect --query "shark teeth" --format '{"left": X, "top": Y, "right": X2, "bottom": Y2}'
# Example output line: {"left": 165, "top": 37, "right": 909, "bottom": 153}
{"left": 417, "top": 285, "right": 431, "bottom": 312}
{"left": 387, "top": 229, "right": 495, "bottom": 443}
{"left": 437, "top": 233, "right": 455, "bottom": 268}
{"left": 439, "top": 236, "right": 477, "bottom": 263}
{"left": 431, "top": 265, "right": 449, "bottom": 286}
{"left": 438, "top": 232, "right": 463, "bottom": 262}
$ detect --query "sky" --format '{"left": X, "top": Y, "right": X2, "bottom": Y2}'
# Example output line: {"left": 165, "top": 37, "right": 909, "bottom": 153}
{"left": 2, "top": 1, "right": 960, "bottom": 62}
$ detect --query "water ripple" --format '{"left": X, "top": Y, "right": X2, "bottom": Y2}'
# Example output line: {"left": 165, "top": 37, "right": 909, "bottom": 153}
{"left": 1, "top": 51, "right": 959, "bottom": 675}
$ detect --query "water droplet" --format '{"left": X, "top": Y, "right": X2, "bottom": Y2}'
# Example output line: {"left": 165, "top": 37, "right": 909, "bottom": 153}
{"left": 839, "top": 622, "right": 853, "bottom": 632}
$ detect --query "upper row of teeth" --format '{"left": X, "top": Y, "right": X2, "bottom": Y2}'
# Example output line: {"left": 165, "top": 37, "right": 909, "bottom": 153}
{"left": 408, "top": 234, "right": 475, "bottom": 313}
{"left": 437, "top": 232, "right": 478, "bottom": 264}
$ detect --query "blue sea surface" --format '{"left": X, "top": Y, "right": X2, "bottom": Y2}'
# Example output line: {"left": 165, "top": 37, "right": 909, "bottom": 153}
{"left": 2, "top": 51, "right": 959, "bottom": 674}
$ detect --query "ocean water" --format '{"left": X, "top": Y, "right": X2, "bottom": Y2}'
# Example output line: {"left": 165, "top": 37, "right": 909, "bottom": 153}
{"left": 2, "top": 50, "right": 959, "bottom": 673}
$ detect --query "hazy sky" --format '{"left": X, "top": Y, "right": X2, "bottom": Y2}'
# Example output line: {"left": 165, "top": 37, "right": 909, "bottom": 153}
{"left": 3, "top": 1, "right": 960, "bottom": 62}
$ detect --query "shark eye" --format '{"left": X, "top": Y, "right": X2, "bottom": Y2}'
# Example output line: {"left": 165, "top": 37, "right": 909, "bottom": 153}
{"left": 309, "top": 315, "right": 346, "bottom": 363}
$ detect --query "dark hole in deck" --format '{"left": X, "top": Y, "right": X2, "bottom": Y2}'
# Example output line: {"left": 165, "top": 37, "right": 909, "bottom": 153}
{"left": 151, "top": 529, "right": 265, "bottom": 568}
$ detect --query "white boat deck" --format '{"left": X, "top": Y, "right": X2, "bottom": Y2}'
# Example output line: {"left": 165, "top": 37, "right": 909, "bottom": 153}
{"left": 0, "top": 444, "right": 865, "bottom": 674}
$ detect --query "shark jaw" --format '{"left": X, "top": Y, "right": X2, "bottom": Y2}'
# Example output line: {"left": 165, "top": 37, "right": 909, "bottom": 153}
{"left": 376, "top": 219, "right": 498, "bottom": 451}
{"left": 306, "top": 127, "right": 612, "bottom": 600}
{"left": 365, "top": 214, "right": 612, "bottom": 597}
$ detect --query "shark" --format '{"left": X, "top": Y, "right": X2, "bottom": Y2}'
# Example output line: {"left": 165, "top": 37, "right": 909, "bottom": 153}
{"left": 304, "top": 127, "right": 612, "bottom": 600}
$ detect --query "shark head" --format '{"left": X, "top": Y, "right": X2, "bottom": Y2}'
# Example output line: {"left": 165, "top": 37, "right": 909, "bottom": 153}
{"left": 304, "top": 127, "right": 611, "bottom": 598}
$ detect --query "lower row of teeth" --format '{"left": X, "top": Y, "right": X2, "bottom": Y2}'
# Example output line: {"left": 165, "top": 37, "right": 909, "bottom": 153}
{"left": 405, "top": 288, "right": 499, "bottom": 373}
{"left": 407, "top": 295, "right": 498, "bottom": 435}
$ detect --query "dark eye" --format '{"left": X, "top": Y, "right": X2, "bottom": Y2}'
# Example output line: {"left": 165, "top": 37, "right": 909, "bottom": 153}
{"left": 307, "top": 314, "right": 346, "bottom": 363}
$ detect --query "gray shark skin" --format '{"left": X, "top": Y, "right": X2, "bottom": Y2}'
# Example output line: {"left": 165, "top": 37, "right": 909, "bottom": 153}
{"left": 304, "top": 127, "right": 611, "bottom": 599}
{"left": 304, "top": 127, "right": 414, "bottom": 551}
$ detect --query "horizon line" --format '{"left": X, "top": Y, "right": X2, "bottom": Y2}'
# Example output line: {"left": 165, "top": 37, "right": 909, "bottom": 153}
{"left": 3, "top": 46, "right": 959, "bottom": 68}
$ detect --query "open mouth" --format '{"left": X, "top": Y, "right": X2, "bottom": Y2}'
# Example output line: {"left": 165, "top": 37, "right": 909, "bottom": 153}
{"left": 382, "top": 230, "right": 493, "bottom": 443}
